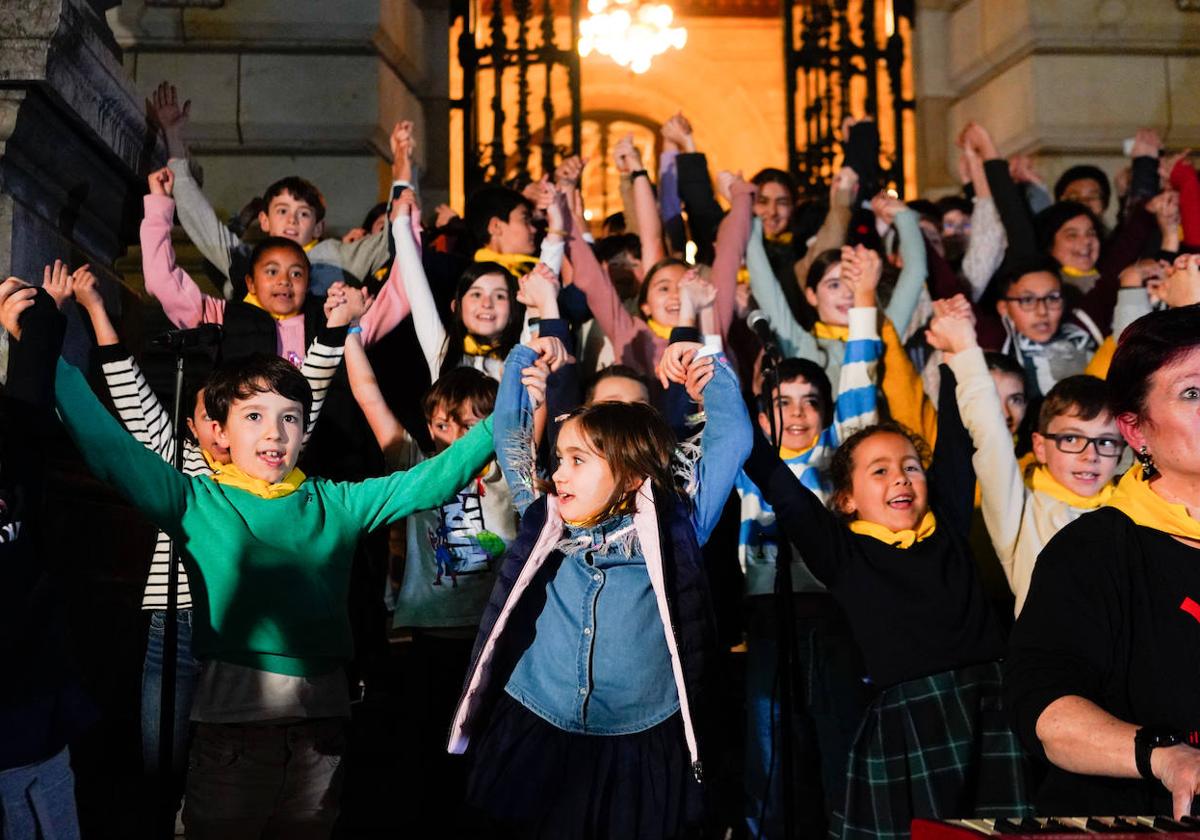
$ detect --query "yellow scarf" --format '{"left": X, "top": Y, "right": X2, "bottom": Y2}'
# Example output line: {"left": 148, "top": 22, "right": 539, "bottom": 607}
{"left": 779, "top": 436, "right": 819, "bottom": 461}
{"left": 303, "top": 239, "right": 317, "bottom": 253}
{"left": 205, "top": 454, "right": 306, "bottom": 499}
{"left": 1106, "top": 466, "right": 1200, "bottom": 541}
{"left": 244, "top": 292, "right": 297, "bottom": 322}
{"left": 849, "top": 511, "right": 937, "bottom": 549}
{"left": 1027, "top": 465, "right": 1114, "bottom": 509}
{"left": 766, "top": 231, "right": 794, "bottom": 245}
{"left": 813, "top": 321, "right": 849, "bottom": 341}
{"left": 646, "top": 318, "right": 673, "bottom": 340}
{"left": 474, "top": 248, "right": 538, "bottom": 276}
{"left": 1060, "top": 264, "right": 1098, "bottom": 279}
{"left": 462, "top": 334, "right": 500, "bottom": 358}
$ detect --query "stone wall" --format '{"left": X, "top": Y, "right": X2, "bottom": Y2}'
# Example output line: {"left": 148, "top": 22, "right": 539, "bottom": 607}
{"left": 107, "top": 0, "right": 451, "bottom": 233}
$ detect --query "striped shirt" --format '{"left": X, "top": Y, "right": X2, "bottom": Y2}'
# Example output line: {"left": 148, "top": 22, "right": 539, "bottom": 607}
{"left": 98, "top": 336, "right": 345, "bottom": 609}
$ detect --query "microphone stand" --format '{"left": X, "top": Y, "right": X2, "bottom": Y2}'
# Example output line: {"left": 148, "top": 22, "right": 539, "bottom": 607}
{"left": 760, "top": 351, "right": 797, "bottom": 840}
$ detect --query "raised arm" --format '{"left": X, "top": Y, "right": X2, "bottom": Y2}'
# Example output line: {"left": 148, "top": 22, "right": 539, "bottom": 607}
{"left": 386, "top": 193, "right": 445, "bottom": 379}
{"left": 297, "top": 323, "right": 348, "bottom": 447}
{"left": 492, "top": 343, "right": 541, "bottom": 516}
{"left": 342, "top": 333, "right": 419, "bottom": 464}
{"left": 961, "top": 196, "right": 1006, "bottom": 301}
{"left": 711, "top": 174, "right": 755, "bottom": 339}
{"left": 829, "top": 305, "right": 881, "bottom": 445}
{"left": 165, "top": 159, "right": 240, "bottom": 282}
{"left": 565, "top": 206, "right": 648, "bottom": 359}
{"left": 142, "top": 168, "right": 225, "bottom": 329}
{"left": 746, "top": 218, "right": 820, "bottom": 361}
{"left": 794, "top": 167, "right": 857, "bottom": 288}
{"left": 54, "top": 358, "right": 192, "bottom": 532}
{"left": 926, "top": 352, "right": 976, "bottom": 539}
{"left": 879, "top": 201, "right": 929, "bottom": 337}
{"left": 688, "top": 351, "right": 753, "bottom": 544}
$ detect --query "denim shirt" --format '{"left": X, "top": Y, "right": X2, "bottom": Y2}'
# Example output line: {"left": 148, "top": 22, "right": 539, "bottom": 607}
{"left": 504, "top": 513, "right": 679, "bottom": 734}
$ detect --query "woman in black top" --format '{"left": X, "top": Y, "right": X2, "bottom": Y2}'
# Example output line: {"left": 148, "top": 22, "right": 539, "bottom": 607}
{"left": 745, "top": 317, "right": 1029, "bottom": 838}
{"left": 1006, "top": 301, "right": 1200, "bottom": 819}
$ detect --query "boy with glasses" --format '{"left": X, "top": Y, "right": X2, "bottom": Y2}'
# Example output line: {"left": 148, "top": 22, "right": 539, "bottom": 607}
{"left": 994, "top": 257, "right": 1097, "bottom": 399}
{"left": 928, "top": 309, "right": 1123, "bottom": 615}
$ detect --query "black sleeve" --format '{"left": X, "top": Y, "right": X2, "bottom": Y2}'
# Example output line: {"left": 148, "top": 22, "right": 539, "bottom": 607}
{"left": 676, "top": 153, "right": 725, "bottom": 265}
{"left": 1004, "top": 514, "right": 1121, "bottom": 760}
{"left": 557, "top": 283, "right": 593, "bottom": 328}
{"left": 742, "top": 427, "right": 849, "bottom": 585}
{"left": 928, "top": 363, "right": 976, "bottom": 539}
{"left": 843, "top": 120, "right": 882, "bottom": 199}
{"left": 985, "top": 158, "right": 1040, "bottom": 267}
{"left": 537, "top": 318, "right": 581, "bottom": 467}
{"left": 1129, "top": 155, "right": 1161, "bottom": 204}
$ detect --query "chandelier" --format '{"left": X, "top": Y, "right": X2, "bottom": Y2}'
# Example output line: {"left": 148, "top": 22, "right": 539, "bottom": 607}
{"left": 578, "top": 0, "right": 687, "bottom": 74}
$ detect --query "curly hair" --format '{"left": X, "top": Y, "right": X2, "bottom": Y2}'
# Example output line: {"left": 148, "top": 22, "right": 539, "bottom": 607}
{"left": 826, "top": 421, "right": 931, "bottom": 519}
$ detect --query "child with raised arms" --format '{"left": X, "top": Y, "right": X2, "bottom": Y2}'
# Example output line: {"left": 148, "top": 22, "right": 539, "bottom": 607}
{"left": 447, "top": 338, "right": 751, "bottom": 838}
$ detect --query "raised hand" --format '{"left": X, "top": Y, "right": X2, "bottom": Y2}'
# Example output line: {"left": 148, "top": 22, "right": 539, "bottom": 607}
{"left": 716, "top": 170, "right": 744, "bottom": 203}
{"left": 529, "top": 334, "right": 572, "bottom": 372}
{"left": 148, "top": 81, "right": 190, "bottom": 158}
{"left": 925, "top": 301, "right": 978, "bottom": 356}
{"left": 831, "top": 166, "right": 860, "bottom": 207}
{"left": 1129, "top": 128, "right": 1162, "bottom": 160}
{"left": 1167, "top": 254, "right": 1200, "bottom": 309}
{"left": 869, "top": 191, "right": 906, "bottom": 226}
{"left": 840, "top": 244, "right": 882, "bottom": 305}
{"left": 656, "top": 340, "right": 702, "bottom": 390}
{"left": 148, "top": 166, "right": 175, "bottom": 197}
{"left": 393, "top": 189, "right": 420, "bottom": 220}
{"left": 545, "top": 184, "right": 568, "bottom": 235}
{"left": 42, "top": 260, "right": 74, "bottom": 310}
{"left": 554, "top": 155, "right": 587, "bottom": 192}
{"left": 1160, "top": 148, "right": 1192, "bottom": 185}
{"left": 660, "top": 112, "right": 695, "bottom": 153}
{"left": 435, "top": 204, "right": 459, "bottom": 228}
{"left": 1008, "top": 154, "right": 1043, "bottom": 186}
{"left": 684, "top": 352, "right": 716, "bottom": 404}
{"left": 613, "top": 133, "right": 643, "bottom": 175}
{"left": 70, "top": 264, "right": 102, "bottom": 309}
{"left": 524, "top": 176, "right": 555, "bottom": 212}
{"left": 390, "top": 120, "right": 416, "bottom": 183}
{"left": 517, "top": 263, "right": 562, "bottom": 318}
{"left": 957, "top": 121, "right": 999, "bottom": 161}
{"left": 679, "top": 268, "right": 716, "bottom": 311}
{"left": 0, "top": 278, "right": 37, "bottom": 339}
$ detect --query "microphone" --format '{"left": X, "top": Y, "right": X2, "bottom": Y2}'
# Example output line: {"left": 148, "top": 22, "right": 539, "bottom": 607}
{"left": 150, "top": 324, "right": 223, "bottom": 351}
{"left": 746, "top": 309, "right": 782, "bottom": 361}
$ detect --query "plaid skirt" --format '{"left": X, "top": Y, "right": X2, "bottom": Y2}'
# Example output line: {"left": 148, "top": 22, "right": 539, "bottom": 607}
{"left": 830, "top": 661, "right": 1032, "bottom": 840}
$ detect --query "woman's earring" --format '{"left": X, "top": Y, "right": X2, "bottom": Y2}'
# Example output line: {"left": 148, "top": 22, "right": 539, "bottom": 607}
{"left": 1137, "top": 446, "right": 1158, "bottom": 480}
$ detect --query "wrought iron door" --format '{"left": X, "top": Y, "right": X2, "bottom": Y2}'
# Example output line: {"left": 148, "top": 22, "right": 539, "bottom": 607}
{"left": 452, "top": 0, "right": 583, "bottom": 195}
{"left": 783, "top": 0, "right": 916, "bottom": 197}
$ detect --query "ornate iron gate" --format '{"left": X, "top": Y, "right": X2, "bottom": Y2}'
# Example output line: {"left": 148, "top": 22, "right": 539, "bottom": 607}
{"left": 452, "top": 0, "right": 583, "bottom": 195}
{"left": 783, "top": 0, "right": 916, "bottom": 198}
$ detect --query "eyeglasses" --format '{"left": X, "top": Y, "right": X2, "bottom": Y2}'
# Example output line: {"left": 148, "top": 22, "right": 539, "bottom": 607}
{"left": 1003, "top": 292, "right": 1065, "bottom": 312}
{"left": 1041, "top": 433, "right": 1125, "bottom": 458}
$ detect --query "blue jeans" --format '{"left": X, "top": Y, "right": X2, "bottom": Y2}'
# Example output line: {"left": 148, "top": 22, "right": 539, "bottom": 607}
{"left": 0, "top": 747, "right": 80, "bottom": 840}
{"left": 744, "top": 600, "right": 871, "bottom": 840}
{"left": 141, "top": 609, "right": 201, "bottom": 779}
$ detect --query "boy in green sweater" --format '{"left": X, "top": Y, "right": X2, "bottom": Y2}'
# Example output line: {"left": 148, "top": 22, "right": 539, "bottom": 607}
{"left": 44, "top": 331, "right": 495, "bottom": 838}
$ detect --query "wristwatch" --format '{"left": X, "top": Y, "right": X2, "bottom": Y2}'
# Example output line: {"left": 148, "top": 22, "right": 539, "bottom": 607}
{"left": 1135, "top": 726, "right": 1184, "bottom": 780}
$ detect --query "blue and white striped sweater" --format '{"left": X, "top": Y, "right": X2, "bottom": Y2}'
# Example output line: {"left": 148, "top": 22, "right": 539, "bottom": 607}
{"left": 736, "top": 308, "right": 882, "bottom": 597}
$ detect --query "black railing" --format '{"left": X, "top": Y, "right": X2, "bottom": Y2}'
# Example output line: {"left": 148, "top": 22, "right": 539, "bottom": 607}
{"left": 784, "top": 0, "right": 915, "bottom": 198}
{"left": 453, "top": 0, "right": 583, "bottom": 195}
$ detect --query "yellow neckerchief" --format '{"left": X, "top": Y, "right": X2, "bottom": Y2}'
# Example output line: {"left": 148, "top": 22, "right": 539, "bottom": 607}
{"left": 462, "top": 334, "right": 500, "bottom": 358}
{"left": 203, "top": 451, "right": 306, "bottom": 499}
{"left": 1027, "top": 464, "right": 1114, "bottom": 509}
{"left": 563, "top": 495, "right": 635, "bottom": 529}
{"left": 244, "top": 292, "right": 299, "bottom": 322}
{"left": 813, "top": 321, "right": 849, "bottom": 341}
{"left": 1106, "top": 465, "right": 1200, "bottom": 541}
{"left": 849, "top": 511, "right": 937, "bottom": 549}
{"left": 779, "top": 435, "right": 819, "bottom": 461}
{"left": 1086, "top": 335, "right": 1116, "bottom": 379}
{"left": 766, "top": 231, "right": 794, "bottom": 245}
{"left": 646, "top": 318, "right": 673, "bottom": 340}
{"left": 1060, "top": 264, "right": 1098, "bottom": 279}
{"left": 302, "top": 239, "right": 317, "bottom": 253}
{"left": 736, "top": 266, "right": 751, "bottom": 285}
{"left": 473, "top": 248, "right": 538, "bottom": 275}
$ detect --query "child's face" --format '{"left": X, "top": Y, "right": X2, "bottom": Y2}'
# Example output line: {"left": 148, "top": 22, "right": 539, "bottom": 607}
{"left": 990, "top": 370, "right": 1028, "bottom": 436}
{"left": 758, "top": 376, "right": 824, "bottom": 453}
{"left": 754, "top": 182, "right": 793, "bottom": 239}
{"left": 838, "top": 431, "right": 928, "bottom": 532}
{"left": 489, "top": 204, "right": 536, "bottom": 255}
{"left": 589, "top": 376, "right": 649, "bottom": 405}
{"left": 553, "top": 419, "right": 622, "bottom": 524}
{"left": 804, "top": 263, "right": 853, "bottom": 326}
{"left": 213, "top": 388, "right": 305, "bottom": 484}
{"left": 639, "top": 264, "right": 684, "bottom": 326}
{"left": 1051, "top": 214, "right": 1100, "bottom": 273}
{"left": 997, "top": 271, "right": 1063, "bottom": 344}
{"left": 187, "top": 389, "right": 229, "bottom": 464}
{"left": 258, "top": 191, "right": 324, "bottom": 246}
{"left": 1032, "top": 410, "right": 1123, "bottom": 498}
{"left": 427, "top": 399, "right": 485, "bottom": 453}
{"left": 455, "top": 273, "right": 511, "bottom": 341}
{"left": 1059, "top": 177, "right": 1106, "bottom": 218}
{"left": 246, "top": 246, "right": 309, "bottom": 318}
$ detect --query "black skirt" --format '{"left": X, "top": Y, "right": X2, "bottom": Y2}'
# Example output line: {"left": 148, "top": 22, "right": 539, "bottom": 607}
{"left": 466, "top": 692, "right": 704, "bottom": 840}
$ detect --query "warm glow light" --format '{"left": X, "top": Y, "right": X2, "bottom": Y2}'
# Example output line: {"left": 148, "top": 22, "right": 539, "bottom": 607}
{"left": 578, "top": 0, "right": 686, "bottom": 74}
{"left": 583, "top": 208, "right": 594, "bottom": 221}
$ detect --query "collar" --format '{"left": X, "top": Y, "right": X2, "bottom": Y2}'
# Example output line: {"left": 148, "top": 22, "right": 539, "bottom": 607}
{"left": 1028, "top": 464, "right": 1114, "bottom": 509}
{"left": 1060, "top": 264, "right": 1097, "bottom": 279}
{"left": 1106, "top": 465, "right": 1200, "bottom": 541}
{"left": 779, "top": 436, "right": 818, "bottom": 461}
{"left": 302, "top": 239, "right": 317, "bottom": 253}
{"left": 849, "top": 510, "right": 937, "bottom": 549}
{"left": 473, "top": 248, "right": 538, "bottom": 275}
{"left": 766, "top": 231, "right": 794, "bottom": 245}
{"left": 204, "top": 452, "right": 306, "bottom": 499}
{"left": 646, "top": 318, "right": 673, "bottom": 340}
{"left": 813, "top": 321, "right": 849, "bottom": 341}
{"left": 244, "top": 292, "right": 301, "bottom": 322}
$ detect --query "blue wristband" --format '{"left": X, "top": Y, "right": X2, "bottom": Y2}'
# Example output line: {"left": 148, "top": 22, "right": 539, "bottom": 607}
{"left": 347, "top": 325, "right": 363, "bottom": 335}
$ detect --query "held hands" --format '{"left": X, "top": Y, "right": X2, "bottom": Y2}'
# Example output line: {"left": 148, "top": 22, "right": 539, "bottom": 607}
{"left": 42, "top": 260, "right": 74, "bottom": 310}
{"left": 544, "top": 183, "right": 568, "bottom": 236}
{"left": 613, "top": 133, "right": 644, "bottom": 176}
{"left": 716, "top": 170, "right": 745, "bottom": 203}
{"left": 554, "top": 155, "right": 587, "bottom": 192}
{"left": 679, "top": 268, "right": 716, "bottom": 312}
{"left": 1129, "top": 128, "right": 1162, "bottom": 160}
{"left": 1160, "top": 148, "right": 1192, "bottom": 186}
{"left": 393, "top": 188, "right": 420, "bottom": 220}
{"left": 660, "top": 112, "right": 695, "bottom": 153}
{"left": 957, "top": 121, "right": 999, "bottom": 161}
{"left": 390, "top": 120, "right": 416, "bottom": 183}
{"left": 71, "top": 265, "right": 103, "bottom": 310}
{"left": 869, "top": 191, "right": 906, "bottom": 226}
{"left": 517, "top": 263, "right": 562, "bottom": 318}
{"left": 148, "top": 166, "right": 175, "bottom": 197}
{"left": 840, "top": 244, "right": 882, "bottom": 307}
{"left": 1147, "top": 189, "right": 1181, "bottom": 229}
{"left": 924, "top": 295, "right": 979, "bottom": 356}
{"left": 0, "top": 278, "right": 37, "bottom": 340}
{"left": 434, "top": 204, "right": 460, "bottom": 228}
{"left": 1167, "top": 254, "right": 1200, "bottom": 309}
{"left": 1008, "top": 154, "right": 1043, "bottom": 186}
{"left": 831, "top": 166, "right": 860, "bottom": 207}
{"left": 324, "top": 281, "right": 374, "bottom": 327}
{"left": 521, "top": 335, "right": 573, "bottom": 408}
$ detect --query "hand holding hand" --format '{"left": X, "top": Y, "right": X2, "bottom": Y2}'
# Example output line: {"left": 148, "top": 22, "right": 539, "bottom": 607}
{"left": 521, "top": 360, "right": 550, "bottom": 408}
{"left": 148, "top": 166, "right": 175, "bottom": 197}
{"left": 660, "top": 112, "right": 695, "bottom": 153}
{"left": 0, "top": 278, "right": 36, "bottom": 340}
{"left": 679, "top": 268, "right": 716, "bottom": 311}
{"left": 1008, "top": 154, "right": 1043, "bottom": 186}
{"left": 656, "top": 340, "right": 702, "bottom": 390}
{"left": 554, "top": 155, "right": 587, "bottom": 191}
{"left": 925, "top": 300, "right": 979, "bottom": 355}
{"left": 70, "top": 265, "right": 102, "bottom": 309}
{"left": 840, "top": 244, "right": 882, "bottom": 304}
{"left": 1167, "top": 254, "right": 1200, "bottom": 309}
{"left": 957, "top": 121, "right": 999, "bottom": 161}
{"left": 517, "top": 263, "right": 562, "bottom": 314}
{"left": 870, "top": 191, "right": 905, "bottom": 226}
{"left": 42, "top": 260, "right": 74, "bottom": 310}
{"left": 684, "top": 353, "right": 716, "bottom": 404}
{"left": 831, "top": 166, "right": 860, "bottom": 207}
{"left": 1130, "top": 128, "right": 1162, "bottom": 160}
{"left": 529, "top": 334, "right": 572, "bottom": 372}
{"left": 613, "top": 134, "right": 643, "bottom": 175}
{"left": 435, "top": 204, "right": 460, "bottom": 228}
{"left": 716, "top": 170, "right": 744, "bottom": 203}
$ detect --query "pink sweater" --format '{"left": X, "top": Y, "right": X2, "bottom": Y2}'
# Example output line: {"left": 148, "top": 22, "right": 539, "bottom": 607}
{"left": 141, "top": 195, "right": 412, "bottom": 363}
{"left": 566, "top": 182, "right": 754, "bottom": 375}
